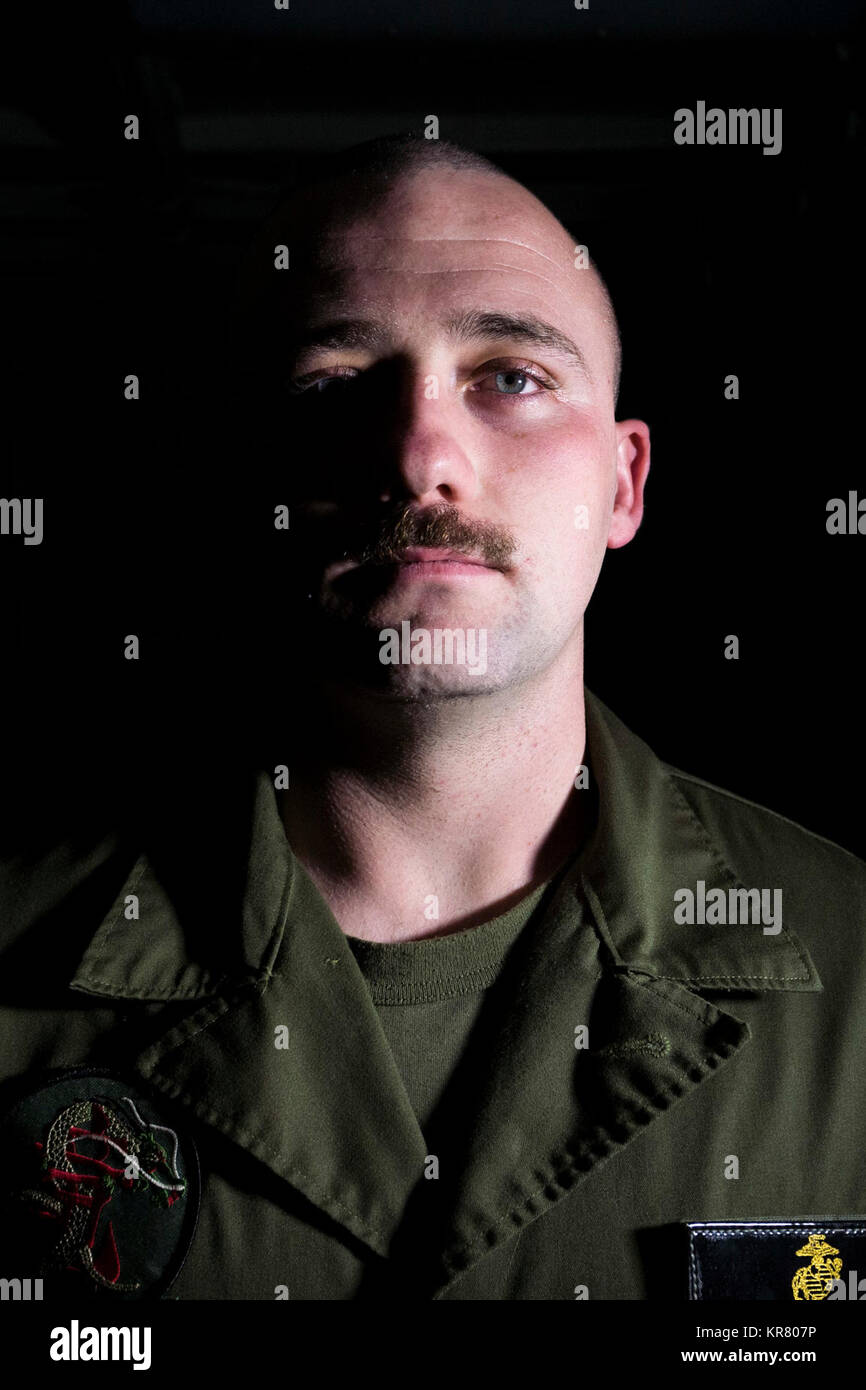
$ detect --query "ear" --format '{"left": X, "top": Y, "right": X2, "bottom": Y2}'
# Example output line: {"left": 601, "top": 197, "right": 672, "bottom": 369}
{"left": 608, "top": 418, "right": 651, "bottom": 549}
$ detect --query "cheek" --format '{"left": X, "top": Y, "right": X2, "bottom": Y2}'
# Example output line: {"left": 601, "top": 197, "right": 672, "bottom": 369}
{"left": 497, "top": 417, "right": 613, "bottom": 567}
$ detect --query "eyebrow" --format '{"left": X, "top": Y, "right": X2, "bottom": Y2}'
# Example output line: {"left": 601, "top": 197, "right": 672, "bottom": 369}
{"left": 289, "top": 319, "right": 390, "bottom": 353}
{"left": 290, "top": 310, "right": 591, "bottom": 376}
{"left": 445, "top": 310, "right": 592, "bottom": 378}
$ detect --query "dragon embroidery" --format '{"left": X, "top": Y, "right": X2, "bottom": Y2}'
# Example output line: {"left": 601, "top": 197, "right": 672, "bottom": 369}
{"left": 18, "top": 1095, "right": 186, "bottom": 1292}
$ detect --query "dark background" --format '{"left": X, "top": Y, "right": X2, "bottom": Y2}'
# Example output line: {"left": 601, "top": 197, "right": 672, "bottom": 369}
{"left": 3, "top": 0, "right": 864, "bottom": 857}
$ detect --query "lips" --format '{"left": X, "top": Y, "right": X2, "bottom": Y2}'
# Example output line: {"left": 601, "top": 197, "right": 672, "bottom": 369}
{"left": 391, "top": 547, "right": 489, "bottom": 566}
{"left": 323, "top": 546, "right": 497, "bottom": 587}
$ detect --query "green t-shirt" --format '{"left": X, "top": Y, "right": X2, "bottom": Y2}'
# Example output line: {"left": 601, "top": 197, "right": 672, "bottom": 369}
{"left": 346, "top": 880, "right": 553, "bottom": 1136}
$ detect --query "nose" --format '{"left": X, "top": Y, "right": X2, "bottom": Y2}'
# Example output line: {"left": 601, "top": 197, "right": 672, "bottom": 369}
{"left": 377, "top": 365, "right": 481, "bottom": 507}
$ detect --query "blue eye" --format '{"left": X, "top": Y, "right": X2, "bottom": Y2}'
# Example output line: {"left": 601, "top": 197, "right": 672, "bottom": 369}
{"left": 494, "top": 370, "right": 531, "bottom": 394}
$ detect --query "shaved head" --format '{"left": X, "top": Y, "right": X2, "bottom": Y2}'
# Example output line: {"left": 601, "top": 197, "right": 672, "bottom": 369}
{"left": 236, "top": 135, "right": 622, "bottom": 405}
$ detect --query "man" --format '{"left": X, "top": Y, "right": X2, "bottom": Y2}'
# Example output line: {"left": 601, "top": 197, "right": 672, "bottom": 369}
{"left": 1, "top": 136, "right": 864, "bottom": 1302}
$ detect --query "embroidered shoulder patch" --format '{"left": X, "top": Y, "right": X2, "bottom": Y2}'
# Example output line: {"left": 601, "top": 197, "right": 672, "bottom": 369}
{"left": 687, "top": 1220, "right": 866, "bottom": 1300}
{"left": 0, "top": 1068, "right": 199, "bottom": 1299}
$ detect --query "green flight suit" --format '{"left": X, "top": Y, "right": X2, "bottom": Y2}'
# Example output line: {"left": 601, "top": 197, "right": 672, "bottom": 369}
{"left": 1, "top": 688, "right": 864, "bottom": 1300}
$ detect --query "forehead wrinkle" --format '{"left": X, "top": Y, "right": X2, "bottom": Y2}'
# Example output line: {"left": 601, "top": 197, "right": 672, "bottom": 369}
{"left": 304, "top": 263, "right": 572, "bottom": 296}
{"left": 316, "top": 233, "right": 572, "bottom": 274}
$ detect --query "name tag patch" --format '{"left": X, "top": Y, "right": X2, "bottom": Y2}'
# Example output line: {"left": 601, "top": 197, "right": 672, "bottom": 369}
{"left": 687, "top": 1221, "right": 866, "bottom": 1300}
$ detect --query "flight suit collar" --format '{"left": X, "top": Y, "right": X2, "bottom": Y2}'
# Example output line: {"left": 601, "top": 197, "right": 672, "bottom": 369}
{"left": 70, "top": 768, "right": 290, "bottom": 1002}
{"left": 424, "top": 691, "right": 822, "bottom": 1289}
{"left": 69, "top": 771, "right": 429, "bottom": 1259}
{"left": 578, "top": 690, "right": 821, "bottom": 991}
{"left": 65, "top": 689, "right": 821, "bottom": 1289}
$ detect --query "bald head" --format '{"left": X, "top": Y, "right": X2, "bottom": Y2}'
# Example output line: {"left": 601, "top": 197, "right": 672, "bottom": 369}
{"left": 236, "top": 135, "right": 622, "bottom": 405}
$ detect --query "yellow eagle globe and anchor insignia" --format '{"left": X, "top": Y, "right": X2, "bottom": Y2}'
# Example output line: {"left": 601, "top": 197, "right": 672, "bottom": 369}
{"left": 791, "top": 1233, "right": 843, "bottom": 1300}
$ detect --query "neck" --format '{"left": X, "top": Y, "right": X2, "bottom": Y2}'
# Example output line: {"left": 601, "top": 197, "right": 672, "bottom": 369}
{"left": 280, "top": 639, "right": 589, "bottom": 942}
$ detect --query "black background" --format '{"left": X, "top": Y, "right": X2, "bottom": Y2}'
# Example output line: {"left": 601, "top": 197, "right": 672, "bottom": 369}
{"left": 3, "top": 0, "right": 864, "bottom": 858}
